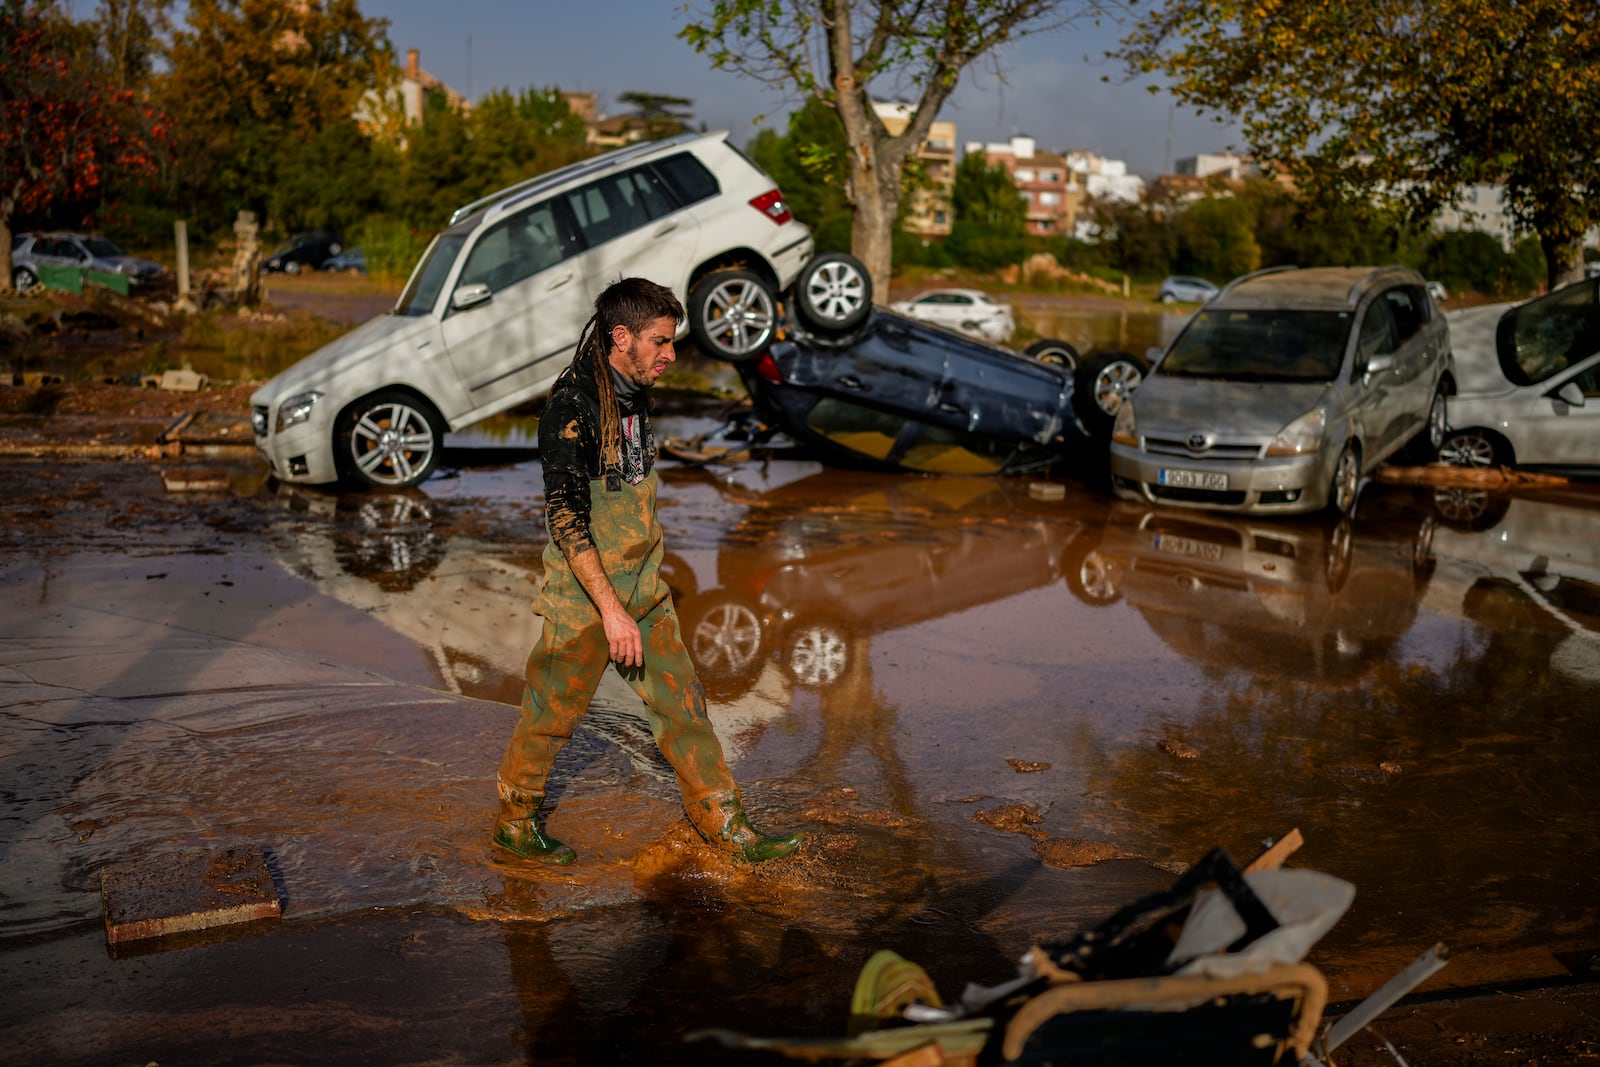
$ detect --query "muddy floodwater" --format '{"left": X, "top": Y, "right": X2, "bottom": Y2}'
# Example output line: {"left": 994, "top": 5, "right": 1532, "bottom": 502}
{"left": 2, "top": 387, "right": 1598, "bottom": 1064}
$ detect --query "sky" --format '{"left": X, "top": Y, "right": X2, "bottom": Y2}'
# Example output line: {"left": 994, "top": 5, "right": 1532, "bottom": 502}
{"left": 359, "top": 0, "right": 1244, "bottom": 178}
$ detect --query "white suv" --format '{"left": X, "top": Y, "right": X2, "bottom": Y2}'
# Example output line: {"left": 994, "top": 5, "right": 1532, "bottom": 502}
{"left": 250, "top": 131, "right": 817, "bottom": 488}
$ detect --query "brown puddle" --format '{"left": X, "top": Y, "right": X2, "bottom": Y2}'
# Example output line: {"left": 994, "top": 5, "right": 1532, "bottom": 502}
{"left": 2, "top": 428, "right": 1598, "bottom": 1063}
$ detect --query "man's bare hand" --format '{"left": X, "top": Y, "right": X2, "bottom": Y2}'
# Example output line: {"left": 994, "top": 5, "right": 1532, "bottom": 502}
{"left": 602, "top": 604, "right": 643, "bottom": 667}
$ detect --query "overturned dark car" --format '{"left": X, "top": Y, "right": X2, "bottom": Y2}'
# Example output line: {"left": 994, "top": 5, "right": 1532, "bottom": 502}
{"left": 682, "top": 253, "right": 1144, "bottom": 475}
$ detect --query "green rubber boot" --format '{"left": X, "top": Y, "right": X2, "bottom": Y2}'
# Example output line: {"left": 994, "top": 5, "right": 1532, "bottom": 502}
{"left": 493, "top": 791, "right": 577, "bottom": 865}
{"left": 690, "top": 791, "right": 805, "bottom": 863}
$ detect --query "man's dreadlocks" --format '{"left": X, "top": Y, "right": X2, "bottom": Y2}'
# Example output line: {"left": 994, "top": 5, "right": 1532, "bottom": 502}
{"left": 570, "top": 277, "right": 684, "bottom": 485}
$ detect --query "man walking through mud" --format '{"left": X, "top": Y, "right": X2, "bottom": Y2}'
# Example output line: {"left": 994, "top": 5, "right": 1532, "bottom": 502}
{"left": 493, "top": 277, "right": 804, "bottom": 866}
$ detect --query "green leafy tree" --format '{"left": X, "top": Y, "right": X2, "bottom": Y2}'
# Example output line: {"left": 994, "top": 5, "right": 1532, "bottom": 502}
{"left": 616, "top": 91, "right": 695, "bottom": 139}
{"left": 1174, "top": 195, "right": 1259, "bottom": 281}
{"left": 1121, "top": 0, "right": 1600, "bottom": 290}
{"left": 154, "top": 0, "right": 388, "bottom": 236}
{"left": 1, "top": 0, "right": 172, "bottom": 290}
{"left": 747, "top": 97, "right": 855, "bottom": 252}
{"left": 944, "top": 152, "right": 1028, "bottom": 271}
{"left": 681, "top": 0, "right": 1105, "bottom": 291}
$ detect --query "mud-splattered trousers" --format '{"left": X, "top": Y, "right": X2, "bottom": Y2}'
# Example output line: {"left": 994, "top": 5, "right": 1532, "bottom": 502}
{"left": 497, "top": 469, "right": 739, "bottom": 809}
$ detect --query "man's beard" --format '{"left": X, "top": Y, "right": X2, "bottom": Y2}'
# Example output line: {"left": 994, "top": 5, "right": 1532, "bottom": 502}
{"left": 620, "top": 338, "right": 655, "bottom": 388}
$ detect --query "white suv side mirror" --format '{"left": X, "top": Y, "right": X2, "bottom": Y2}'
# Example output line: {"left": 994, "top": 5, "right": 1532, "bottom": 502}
{"left": 1554, "top": 381, "right": 1585, "bottom": 407}
{"left": 451, "top": 283, "right": 492, "bottom": 311}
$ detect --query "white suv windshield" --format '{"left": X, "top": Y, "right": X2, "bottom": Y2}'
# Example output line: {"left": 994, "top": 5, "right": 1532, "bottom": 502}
{"left": 1159, "top": 309, "right": 1351, "bottom": 382}
{"left": 395, "top": 233, "right": 467, "bottom": 317}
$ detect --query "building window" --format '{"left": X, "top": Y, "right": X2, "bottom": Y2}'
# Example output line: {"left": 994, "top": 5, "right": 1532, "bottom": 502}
{"left": 934, "top": 210, "right": 948, "bottom": 225}
{"left": 1043, "top": 171, "right": 1060, "bottom": 183}
{"left": 1039, "top": 192, "right": 1060, "bottom": 207}
{"left": 1015, "top": 168, "right": 1034, "bottom": 182}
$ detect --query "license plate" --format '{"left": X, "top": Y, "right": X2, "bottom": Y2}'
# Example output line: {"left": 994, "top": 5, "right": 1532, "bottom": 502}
{"left": 1153, "top": 534, "right": 1223, "bottom": 561}
{"left": 1159, "top": 468, "right": 1228, "bottom": 491}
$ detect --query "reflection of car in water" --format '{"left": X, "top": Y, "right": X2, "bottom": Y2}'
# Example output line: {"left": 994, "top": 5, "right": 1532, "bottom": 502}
{"left": 1081, "top": 485, "right": 1439, "bottom": 678}
{"left": 262, "top": 484, "right": 787, "bottom": 774}
{"left": 659, "top": 467, "right": 1103, "bottom": 699}
{"left": 1427, "top": 490, "right": 1600, "bottom": 684}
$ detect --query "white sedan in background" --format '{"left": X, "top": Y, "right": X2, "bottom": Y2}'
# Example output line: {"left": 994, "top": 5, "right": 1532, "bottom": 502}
{"left": 1440, "top": 277, "right": 1600, "bottom": 474}
{"left": 889, "top": 288, "right": 1016, "bottom": 343}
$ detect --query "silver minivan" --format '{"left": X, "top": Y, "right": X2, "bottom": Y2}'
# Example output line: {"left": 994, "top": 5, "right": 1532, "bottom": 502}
{"left": 250, "top": 131, "right": 822, "bottom": 489}
{"left": 1109, "top": 266, "right": 1452, "bottom": 515}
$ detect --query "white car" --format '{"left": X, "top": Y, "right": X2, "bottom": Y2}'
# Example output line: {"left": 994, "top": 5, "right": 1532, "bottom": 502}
{"left": 1439, "top": 277, "right": 1600, "bottom": 473}
{"left": 250, "top": 130, "right": 825, "bottom": 489}
{"left": 888, "top": 288, "right": 1015, "bottom": 343}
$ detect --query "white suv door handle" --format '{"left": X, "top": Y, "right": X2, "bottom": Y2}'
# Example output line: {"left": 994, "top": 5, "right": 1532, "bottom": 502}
{"left": 653, "top": 222, "right": 679, "bottom": 237}
{"left": 546, "top": 272, "right": 573, "bottom": 290}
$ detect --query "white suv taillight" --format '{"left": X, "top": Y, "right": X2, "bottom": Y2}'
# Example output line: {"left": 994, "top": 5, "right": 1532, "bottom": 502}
{"left": 749, "top": 189, "right": 793, "bottom": 225}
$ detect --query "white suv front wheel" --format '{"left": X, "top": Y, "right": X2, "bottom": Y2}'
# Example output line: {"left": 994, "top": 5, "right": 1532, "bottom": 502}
{"left": 688, "top": 269, "right": 778, "bottom": 362}
{"left": 337, "top": 391, "right": 445, "bottom": 489}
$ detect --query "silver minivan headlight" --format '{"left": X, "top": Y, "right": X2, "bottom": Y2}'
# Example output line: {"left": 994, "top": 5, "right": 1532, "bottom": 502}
{"left": 276, "top": 390, "right": 324, "bottom": 433}
{"left": 1266, "top": 407, "right": 1327, "bottom": 456}
{"left": 1111, "top": 402, "right": 1138, "bottom": 446}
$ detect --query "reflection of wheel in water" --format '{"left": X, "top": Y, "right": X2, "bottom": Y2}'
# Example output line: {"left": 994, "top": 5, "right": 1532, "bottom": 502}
{"left": 785, "top": 622, "right": 850, "bottom": 689}
{"left": 1430, "top": 487, "right": 1510, "bottom": 531}
{"left": 689, "top": 599, "right": 763, "bottom": 676}
{"left": 1410, "top": 514, "right": 1438, "bottom": 586}
{"left": 1062, "top": 535, "right": 1123, "bottom": 606}
{"left": 1322, "top": 516, "right": 1353, "bottom": 594}
{"left": 334, "top": 493, "right": 442, "bottom": 590}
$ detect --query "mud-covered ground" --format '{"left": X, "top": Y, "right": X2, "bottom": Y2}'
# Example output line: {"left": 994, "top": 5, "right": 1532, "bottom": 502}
{"left": 2, "top": 286, "right": 1598, "bottom": 1066}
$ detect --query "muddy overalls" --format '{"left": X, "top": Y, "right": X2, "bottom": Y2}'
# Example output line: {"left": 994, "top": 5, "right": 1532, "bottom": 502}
{"left": 497, "top": 467, "right": 739, "bottom": 814}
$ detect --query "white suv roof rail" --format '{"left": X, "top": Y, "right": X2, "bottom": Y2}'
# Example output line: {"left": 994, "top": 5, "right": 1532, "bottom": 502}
{"left": 1216, "top": 264, "right": 1298, "bottom": 299}
{"left": 447, "top": 130, "right": 713, "bottom": 226}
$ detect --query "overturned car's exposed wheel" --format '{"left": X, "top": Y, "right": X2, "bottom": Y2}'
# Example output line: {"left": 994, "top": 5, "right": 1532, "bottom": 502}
{"left": 1074, "top": 350, "right": 1149, "bottom": 436}
{"left": 688, "top": 269, "right": 778, "bottom": 361}
{"left": 1024, "top": 338, "right": 1080, "bottom": 370}
{"left": 337, "top": 390, "right": 445, "bottom": 490}
{"left": 13, "top": 266, "right": 38, "bottom": 291}
{"left": 793, "top": 252, "right": 873, "bottom": 336}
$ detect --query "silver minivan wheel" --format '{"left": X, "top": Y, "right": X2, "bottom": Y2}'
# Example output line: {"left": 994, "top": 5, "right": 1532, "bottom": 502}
{"left": 1327, "top": 442, "right": 1360, "bottom": 514}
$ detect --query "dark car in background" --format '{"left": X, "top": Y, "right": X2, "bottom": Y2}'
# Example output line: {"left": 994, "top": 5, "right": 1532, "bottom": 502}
{"left": 263, "top": 230, "right": 344, "bottom": 274}
{"left": 320, "top": 247, "right": 367, "bottom": 274}
{"left": 692, "top": 252, "right": 1131, "bottom": 476}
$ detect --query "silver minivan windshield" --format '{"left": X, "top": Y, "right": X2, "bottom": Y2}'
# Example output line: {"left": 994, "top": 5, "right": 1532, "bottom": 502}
{"left": 1159, "top": 309, "right": 1351, "bottom": 382}
{"left": 394, "top": 233, "right": 467, "bottom": 317}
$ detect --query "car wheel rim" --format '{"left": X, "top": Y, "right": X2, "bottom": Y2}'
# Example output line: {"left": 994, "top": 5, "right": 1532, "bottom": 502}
{"left": 788, "top": 625, "right": 847, "bottom": 687}
{"left": 804, "top": 260, "right": 868, "bottom": 322}
{"left": 1077, "top": 550, "right": 1122, "bottom": 602}
{"left": 1093, "top": 360, "right": 1143, "bottom": 416}
{"left": 1433, "top": 487, "right": 1488, "bottom": 522}
{"left": 691, "top": 604, "right": 762, "bottom": 673}
{"left": 1439, "top": 432, "right": 1494, "bottom": 467}
{"left": 703, "top": 279, "right": 775, "bottom": 356}
{"left": 1333, "top": 447, "right": 1358, "bottom": 511}
{"left": 351, "top": 401, "right": 436, "bottom": 486}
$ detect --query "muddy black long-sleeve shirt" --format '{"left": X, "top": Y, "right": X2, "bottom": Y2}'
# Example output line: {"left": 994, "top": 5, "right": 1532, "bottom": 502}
{"left": 538, "top": 364, "right": 655, "bottom": 559}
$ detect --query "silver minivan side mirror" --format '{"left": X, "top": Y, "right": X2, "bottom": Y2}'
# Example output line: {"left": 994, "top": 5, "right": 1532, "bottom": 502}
{"left": 451, "top": 282, "right": 492, "bottom": 311}
{"left": 1364, "top": 353, "right": 1396, "bottom": 378}
{"left": 1555, "top": 381, "right": 1586, "bottom": 407}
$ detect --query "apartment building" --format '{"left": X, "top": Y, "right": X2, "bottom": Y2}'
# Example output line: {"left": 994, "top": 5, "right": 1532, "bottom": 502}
{"left": 968, "top": 135, "right": 1079, "bottom": 237}
{"left": 874, "top": 102, "right": 956, "bottom": 237}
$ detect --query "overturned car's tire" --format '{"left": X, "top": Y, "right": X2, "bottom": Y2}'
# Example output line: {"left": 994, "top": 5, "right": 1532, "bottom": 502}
{"left": 1074, "top": 350, "right": 1149, "bottom": 437}
{"left": 688, "top": 269, "right": 778, "bottom": 362}
{"left": 1024, "top": 338, "right": 1080, "bottom": 370}
{"left": 793, "top": 252, "right": 873, "bottom": 336}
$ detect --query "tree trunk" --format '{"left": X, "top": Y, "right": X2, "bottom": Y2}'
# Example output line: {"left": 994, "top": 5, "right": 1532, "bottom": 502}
{"left": 845, "top": 140, "right": 902, "bottom": 294}
{"left": 0, "top": 191, "right": 14, "bottom": 295}
{"left": 1541, "top": 230, "right": 1582, "bottom": 292}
